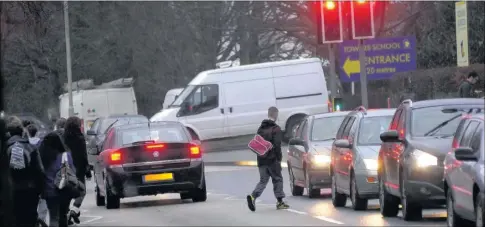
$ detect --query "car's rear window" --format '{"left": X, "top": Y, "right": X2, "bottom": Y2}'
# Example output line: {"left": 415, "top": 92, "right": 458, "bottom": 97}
{"left": 101, "top": 117, "right": 148, "bottom": 133}
{"left": 117, "top": 124, "right": 189, "bottom": 146}
{"left": 411, "top": 105, "right": 484, "bottom": 137}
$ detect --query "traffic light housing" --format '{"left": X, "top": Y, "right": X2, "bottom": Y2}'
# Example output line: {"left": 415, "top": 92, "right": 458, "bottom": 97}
{"left": 332, "top": 97, "right": 344, "bottom": 112}
{"left": 351, "top": 0, "right": 375, "bottom": 39}
{"left": 317, "top": 0, "right": 343, "bottom": 44}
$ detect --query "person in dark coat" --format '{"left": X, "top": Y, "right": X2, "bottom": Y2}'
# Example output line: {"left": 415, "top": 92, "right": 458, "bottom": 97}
{"left": 64, "top": 116, "right": 91, "bottom": 225}
{"left": 247, "top": 107, "right": 289, "bottom": 212}
{"left": 39, "top": 131, "right": 75, "bottom": 227}
{"left": 55, "top": 118, "right": 67, "bottom": 132}
{"left": 458, "top": 71, "right": 480, "bottom": 98}
{"left": 6, "top": 116, "right": 45, "bottom": 227}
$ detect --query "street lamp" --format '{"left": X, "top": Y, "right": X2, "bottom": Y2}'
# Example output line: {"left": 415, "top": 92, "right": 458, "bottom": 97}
{"left": 63, "top": 1, "right": 74, "bottom": 117}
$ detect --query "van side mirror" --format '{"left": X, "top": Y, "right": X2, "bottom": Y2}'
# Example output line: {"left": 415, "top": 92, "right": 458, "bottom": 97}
{"left": 454, "top": 147, "right": 477, "bottom": 161}
{"left": 380, "top": 130, "right": 401, "bottom": 143}
{"left": 334, "top": 139, "right": 352, "bottom": 149}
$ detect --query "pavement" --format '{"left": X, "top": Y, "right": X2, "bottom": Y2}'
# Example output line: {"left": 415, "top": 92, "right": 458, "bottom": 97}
{"left": 76, "top": 148, "right": 447, "bottom": 226}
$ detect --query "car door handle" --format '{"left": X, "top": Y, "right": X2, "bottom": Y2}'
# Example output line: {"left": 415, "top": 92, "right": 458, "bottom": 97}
{"left": 229, "top": 107, "right": 233, "bottom": 113}
{"left": 220, "top": 108, "right": 224, "bottom": 114}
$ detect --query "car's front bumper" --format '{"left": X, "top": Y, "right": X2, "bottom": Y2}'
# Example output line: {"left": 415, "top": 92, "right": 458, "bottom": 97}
{"left": 308, "top": 164, "right": 331, "bottom": 188}
{"left": 355, "top": 169, "right": 379, "bottom": 199}
{"left": 105, "top": 159, "right": 204, "bottom": 198}
{"left": 405, "top": 165, "right": 446, "bottom": 206}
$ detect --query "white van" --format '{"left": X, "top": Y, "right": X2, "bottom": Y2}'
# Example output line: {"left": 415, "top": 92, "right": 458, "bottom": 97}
{"left": 59, "top": 87, "right": 138, "bottom": 133}
{"left": 163, "top": 88, "right": 184, "bottom": 109}
{"left": 150, "top": 58, "right": 329, "bottom": 141}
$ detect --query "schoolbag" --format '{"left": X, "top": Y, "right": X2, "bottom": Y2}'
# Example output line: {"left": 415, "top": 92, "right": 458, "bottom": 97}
{"left": 53, "top": 134, "right": 85, "bottom": 198}
{"left": 248, "top": 127, "right": 277, "bottom": 158}
{"left": 9, "top": 142, "right": 31, "bottom": 171}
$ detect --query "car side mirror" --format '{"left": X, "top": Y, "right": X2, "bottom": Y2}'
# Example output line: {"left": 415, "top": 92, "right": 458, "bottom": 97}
{"left": 334, "top": 139, "right": 352, "bottom": 149}
{"left": 289, "top": 138, "right": 307, "bottom": 150}
{"left": 380, "top": 130, "right": 401, "bottom": 143}
{"left": 86, "top": 130, "right": 97, "bottom": 136}
{"left": 454, "top": 147, "right": 477, "bottom": 161}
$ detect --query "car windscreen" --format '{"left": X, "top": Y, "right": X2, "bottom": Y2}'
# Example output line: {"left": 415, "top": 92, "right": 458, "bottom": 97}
{"left": 117, "top": 124, "right": 189, "bottom": 146}
{"left": 357, "top": 116, "right": 393, "bottom": 145}
{"left": 411, "top": 105, "right": 484, "bottom": 137}
{"left": 311, "top": 116, "right": 346, "bottom": 141}
{"left": 100, "top": 117, "right": 148, "bottom": 134}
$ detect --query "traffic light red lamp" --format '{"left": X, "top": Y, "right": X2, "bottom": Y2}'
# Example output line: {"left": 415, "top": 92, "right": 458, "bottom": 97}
{"left": 351, "top": 0, "right": 375, "bottom": 39}
{"left": 318, "top": 0, "right": 343, "bottom": 44}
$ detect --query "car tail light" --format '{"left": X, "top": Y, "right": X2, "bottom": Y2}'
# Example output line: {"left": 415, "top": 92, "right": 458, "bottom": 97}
{"left": 189, "top": 146, "right": 201, "bottom": 159}
{"left": 110, "top": 150, "right": 122, "bottom": 163}
{"left": 452, "top": 139, "right": 459, "bottom": 149}
{"left": 145, "top": 143, "right": 165, "bottom": 150}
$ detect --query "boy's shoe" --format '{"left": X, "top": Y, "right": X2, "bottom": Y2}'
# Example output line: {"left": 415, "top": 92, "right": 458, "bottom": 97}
{"left": 276, "top": 201, "right": 290, "bottom": 210}
{"left": 246, "top": 195, "right": 256, "bottom": 212}
{"left": 68, "top": 210, "right": 81, "bottom": 224}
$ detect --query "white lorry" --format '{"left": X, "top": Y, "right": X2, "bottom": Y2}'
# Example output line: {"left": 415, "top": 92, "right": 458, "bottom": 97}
{"left": 59, "top": 84, "right": 138, "bottom": 133}
{"left": 163, "top": 88, "right": 184, "bottom": 110}
{"left": 150, "top": 58, "right": 329, "bottom": 141}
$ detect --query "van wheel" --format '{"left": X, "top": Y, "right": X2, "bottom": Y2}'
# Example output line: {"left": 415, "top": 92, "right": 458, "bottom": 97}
{"left": 95, "top": 185, "right": 105, "bottom": 206}
{"left": 284, "top": 116, "right": 305, "bottom": 142}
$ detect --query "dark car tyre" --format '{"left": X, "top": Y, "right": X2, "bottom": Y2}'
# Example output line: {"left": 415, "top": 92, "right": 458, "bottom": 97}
{"left": 192, "top": 176, "right": 207, "bottom": 202}
{"left": 180, "top": 192, "right": 191, "bottom": 200}
{"left": 350, "top": 173, "right": 368, "bottom": 211}
{"left": 289, "top": 165, "right": 304, "bottom": 196}
{"left": 331, "top": 173, "right": 347, "bottom": 207}
{"left": 306, "top": 171, "right": 320, "bottom": 198}
{"left": 379, "top": 176, "right": 399, "bottom": 217}
{"left": 401, "top": 172, "right": 422, "bottom": 221}
{"left": 476, "top": 192, "right": 484, "bottom": 227}
{"left": 95, "top": 185, "right": 105, "bottom": 206}
{"left": 447, "top": 188, "right": 472, "bottom": 227}
{"left": 104, "top": 179, "right": 121, "bottom": 209}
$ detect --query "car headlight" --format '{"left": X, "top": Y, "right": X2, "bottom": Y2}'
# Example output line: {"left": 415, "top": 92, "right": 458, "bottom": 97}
{"left": 363, "top": 159, "right": 378, "bottom": 170}
{"left": 312, "top": 155, "right": 331, "bottom": 165}
{"left": 413, "top": 149, "right": 437, "bottom": 167}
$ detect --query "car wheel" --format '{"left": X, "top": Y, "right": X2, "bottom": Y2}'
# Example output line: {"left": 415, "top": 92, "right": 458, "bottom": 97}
{"left": 447, "top": 188, "right": 472, "bottom": 227}
{"left": 95, "top": 184, "right": 105, "bottom": 206}
{"left": 331, "top": 173, "right": 346, "bottom": 207}
{"left": 289, "top": 165, "right": 304, "bottom": 196}
{"left": 350, "top": 172, "right": 368, "bottom": 211}
{"left": 306, "top": 170, "right": 320, "bottom": 198}
{"left": 476, "top": 192, "right": 484, "bottom": 227}
{"left": 192, "top": 176, "right": 207, "bottom": 202}
{"left": 401, "top": 172, "right": 422, "bottom": 221}
{"left": 180, "top": 192, "right": 191, "bottom": 200}
{"left": 379, "top": 175, "right": 399, "bottom": 217}
{"left": 104, "top": 177, "right": 120, "bottom": 209}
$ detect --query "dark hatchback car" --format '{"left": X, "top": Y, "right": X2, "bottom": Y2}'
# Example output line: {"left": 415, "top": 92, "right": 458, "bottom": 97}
{"left": 287, "top": 111, "right": 349, "bottom": 198}
{"left": 378, "top": 98, "right": 484, "bottom": 221}
{"left": 86, "top": 114, "right": 149, "bottom": 168}
{"left": 92, "top": 121, "right": 206, "bottom": 209}
{"left": 444, "top": 114, "right": 484, "bottom": 227}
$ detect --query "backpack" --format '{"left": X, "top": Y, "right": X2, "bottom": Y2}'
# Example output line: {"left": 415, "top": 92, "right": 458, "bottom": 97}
{"left": 53, "top": 134, "right": 85, "bottom": 198}
{"left": 9, "top": 142, "right": 30, "bottom": 171}
{"left": 248, "top": 127, "right": 276, "bottom": 157}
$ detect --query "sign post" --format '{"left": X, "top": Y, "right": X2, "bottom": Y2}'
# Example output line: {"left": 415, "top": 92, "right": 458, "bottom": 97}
{"left": 339, "top": 36, "right": 417, "bottom": 83}
{"left": 358, "top": 40, "right": 368, "bottom": 108}
{"left": 455, "top": 1, "right": 469, "bottom": 67}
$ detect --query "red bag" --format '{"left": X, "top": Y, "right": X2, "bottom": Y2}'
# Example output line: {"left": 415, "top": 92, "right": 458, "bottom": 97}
{"left": 248, "top": 134, "right": 274, "bottom": 157}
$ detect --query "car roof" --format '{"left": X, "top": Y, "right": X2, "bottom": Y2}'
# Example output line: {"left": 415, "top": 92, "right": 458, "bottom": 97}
{"left": 351, "top": 108, "right": 396, "bottom": 117}
{"left": 106, "top": 114, "right": 147, "bottom": 119}
{"left": 114, "top": 121, "right": 182, "bottom": 131}
{"left": 313, "top": 111, "right": 351, "bottom": 118}
{"left": 409, "top": 98, "right": 484, "bottom": 109}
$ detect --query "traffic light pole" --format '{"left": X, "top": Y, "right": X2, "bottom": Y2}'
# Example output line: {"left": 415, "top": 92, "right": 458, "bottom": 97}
{"left": 359, "top": 39, "right": 369, "bottom": 108}
{"left": 327, "top": 44, "right": 337, "bottom": 99}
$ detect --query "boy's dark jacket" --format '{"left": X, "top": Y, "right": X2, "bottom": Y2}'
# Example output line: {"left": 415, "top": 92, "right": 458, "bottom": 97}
{"left": 256, "top": 119, "right": 283, "bottom": 167}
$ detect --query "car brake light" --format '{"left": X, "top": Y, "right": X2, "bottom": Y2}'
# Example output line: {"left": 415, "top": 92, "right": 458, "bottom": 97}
{"left": 146, "top": 144, "right": 165, "bottom": 150}
{"left": 110, "top": 150, "right": 121, "bottom": 162}
{"left": 189, "top": 146, "right": 201, "bottom": 158}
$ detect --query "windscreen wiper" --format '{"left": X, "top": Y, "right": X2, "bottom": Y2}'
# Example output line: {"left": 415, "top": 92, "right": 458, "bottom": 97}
{"left": 103, "top": 119, "right": 119, "bottom": 134}
{"left": 423, "top": 109, "right": 475, "bottom": 136}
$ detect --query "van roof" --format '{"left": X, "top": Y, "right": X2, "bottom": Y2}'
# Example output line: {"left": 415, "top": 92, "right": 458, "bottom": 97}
{"left": 190, "top": 58, "right": 321, "bottom": 85}
{"left": 58, "top": 87, "right": 134, "bottom": 99}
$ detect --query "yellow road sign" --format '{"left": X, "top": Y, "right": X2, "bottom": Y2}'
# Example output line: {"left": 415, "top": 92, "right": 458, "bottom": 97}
{"left": 342, "top": 57, "right": 360, "bottom": 78}
{"left": 455, "top": 1, "right": 469, "bottom": 67}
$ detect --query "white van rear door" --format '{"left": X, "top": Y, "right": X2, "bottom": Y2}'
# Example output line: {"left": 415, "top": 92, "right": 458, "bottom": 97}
{"left": 107, "top": 88, "right": 138, "bottom": 115}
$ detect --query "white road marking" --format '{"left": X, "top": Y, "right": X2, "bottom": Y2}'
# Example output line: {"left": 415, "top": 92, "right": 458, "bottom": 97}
{"left": 80, "top": 215, "right": 103, "bottom": 224}
{"left": 224, "top": 196, "right": 246, "bottom": 201}
{"left": 314, "top": 215, "right": 344, "bottom": 225}
{"left": 286, "top": 208, "right": 308, "bottom": 215}
{"left": 208, "top": 193, "right": 230, "bottom": 196}
{"left": 80, "top": 220, "right": 117, "bottom": 225}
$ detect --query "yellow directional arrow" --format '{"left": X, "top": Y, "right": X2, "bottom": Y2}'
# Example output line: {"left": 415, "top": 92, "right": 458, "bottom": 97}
{"left": 342, "top": 57, "right": 360, "bottom": 78}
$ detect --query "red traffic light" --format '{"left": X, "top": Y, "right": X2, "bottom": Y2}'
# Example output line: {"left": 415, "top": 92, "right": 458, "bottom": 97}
{"left": 324, "top": 1, "right": 336, "bottom": 10}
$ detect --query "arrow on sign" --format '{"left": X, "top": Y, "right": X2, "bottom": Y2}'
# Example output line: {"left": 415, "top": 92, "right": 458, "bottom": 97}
{"left": 342, "top": 57, "right": 360, "bottom": 78}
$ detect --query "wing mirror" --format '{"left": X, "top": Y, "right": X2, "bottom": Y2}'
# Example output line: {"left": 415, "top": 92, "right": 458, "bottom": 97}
{"left": 334, "top": 139, "right": 352, "bottom": 149}
{"left": 380, "top": 130, "right": 401, "bottom": 143}
{"left": 454, "top": 147, "right": 477, "bottom": 161}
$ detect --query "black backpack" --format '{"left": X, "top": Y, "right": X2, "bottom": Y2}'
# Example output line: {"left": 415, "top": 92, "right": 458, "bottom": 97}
{"left": 53, "top": 134, "right": 85, "bottom": 198}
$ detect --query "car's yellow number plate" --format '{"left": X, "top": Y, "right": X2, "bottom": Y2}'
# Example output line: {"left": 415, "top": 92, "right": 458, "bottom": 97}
{"left": 143, "top": 173, "right": 173, "bottom": 183}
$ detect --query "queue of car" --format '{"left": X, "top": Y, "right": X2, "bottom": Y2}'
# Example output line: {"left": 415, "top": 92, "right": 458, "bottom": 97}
{"left": 287, "top": 98, "right": 484, "bottom": 227}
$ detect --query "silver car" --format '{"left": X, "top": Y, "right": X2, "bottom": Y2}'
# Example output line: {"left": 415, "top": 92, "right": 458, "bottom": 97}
{"left": 331, "top": 107, "right": 395, "bottom": 210}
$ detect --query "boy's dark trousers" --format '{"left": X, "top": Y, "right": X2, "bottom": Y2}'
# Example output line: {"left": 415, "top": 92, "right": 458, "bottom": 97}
{"left": 251, "top": 161, "right": 285, "bottom": 199}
